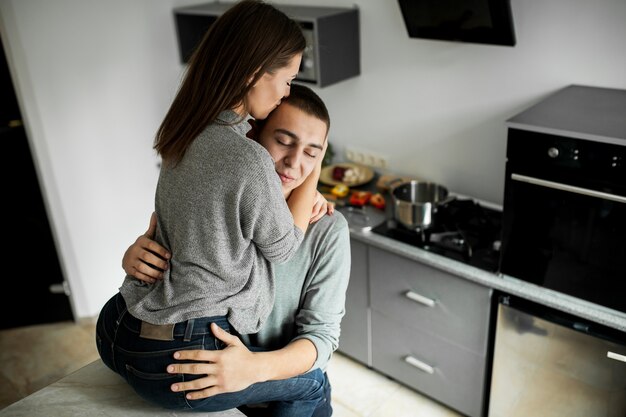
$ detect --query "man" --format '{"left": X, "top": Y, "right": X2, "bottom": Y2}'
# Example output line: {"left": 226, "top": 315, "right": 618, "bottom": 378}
{"left": 121, "top": 84, "right": 351, "bottom": 417}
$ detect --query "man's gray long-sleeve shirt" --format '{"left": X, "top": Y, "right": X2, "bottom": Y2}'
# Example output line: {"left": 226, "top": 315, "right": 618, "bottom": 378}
{"left": 120, "top": 111, "right": 304, "bottom": 334}
{"left": 240, "top": 211, "right": 351, "bottom": 372}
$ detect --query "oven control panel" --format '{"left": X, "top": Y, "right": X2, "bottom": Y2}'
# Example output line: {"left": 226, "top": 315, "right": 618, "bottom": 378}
{"left": 506, "top": 128, "right": 625, "bottom": 178}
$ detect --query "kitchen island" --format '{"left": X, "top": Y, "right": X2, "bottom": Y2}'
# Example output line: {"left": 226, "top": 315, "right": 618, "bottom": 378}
{"left": 0, "top": 359, "right": 244, "bottom": 417}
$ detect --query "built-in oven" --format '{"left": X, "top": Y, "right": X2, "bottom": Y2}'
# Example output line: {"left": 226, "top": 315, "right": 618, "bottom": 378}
{"left": 499, "top": 128, "right": 626, "bottom": 313}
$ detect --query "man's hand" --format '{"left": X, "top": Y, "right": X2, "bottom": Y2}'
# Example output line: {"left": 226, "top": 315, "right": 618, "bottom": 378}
{"left": 122, "top": 212, "right": 170, "bottom": 284}
{"left": 167, "top": 323, "right": 262, "bottom": 400}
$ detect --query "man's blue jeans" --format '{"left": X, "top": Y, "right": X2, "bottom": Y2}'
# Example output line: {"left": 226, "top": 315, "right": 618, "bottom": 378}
{"left": 96, "top": 293, "right": 325, "bottom": 416}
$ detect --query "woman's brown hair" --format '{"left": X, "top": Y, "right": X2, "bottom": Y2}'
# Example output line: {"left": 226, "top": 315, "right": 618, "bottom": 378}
{"left": 155, "top": 0, "right": 306, "bottom": 166}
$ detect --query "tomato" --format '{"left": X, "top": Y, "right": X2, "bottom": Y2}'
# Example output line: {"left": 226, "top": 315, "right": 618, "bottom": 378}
{"left": 349, "top": 191, "right": 372, "bottom": 207}
{"left": 370, "top": 193, "right": 386, "bottom": 209}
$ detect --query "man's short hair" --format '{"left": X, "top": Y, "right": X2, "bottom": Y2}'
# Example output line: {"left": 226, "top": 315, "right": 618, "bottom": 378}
{"left": 281, "top": 84, "right": 331, "bottom": 133}
{"left": 255, "top": 83, "right": 330, "bottom": 139}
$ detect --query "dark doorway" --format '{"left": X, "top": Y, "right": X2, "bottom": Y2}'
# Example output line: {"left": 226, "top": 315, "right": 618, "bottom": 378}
{"left": 1, "top": 36, "right": 74, "bottom": 329}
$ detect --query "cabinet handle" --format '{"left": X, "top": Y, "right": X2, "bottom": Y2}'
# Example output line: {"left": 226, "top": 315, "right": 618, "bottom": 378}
{"left": 405, "top": 290, "right": 436, "bottom": 307}
{"left": 607, "top": 351, "right": 626, "bottom": 363}
{"left": 404, "top": 355, "right": 435, "bottom": 374}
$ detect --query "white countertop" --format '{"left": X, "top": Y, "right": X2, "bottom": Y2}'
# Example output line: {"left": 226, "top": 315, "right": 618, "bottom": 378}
{"left": 348, "top": 225, "right": 626, "bottom": 333}
{"left": 0, "top": 360, "right": 245, "bottom": 417}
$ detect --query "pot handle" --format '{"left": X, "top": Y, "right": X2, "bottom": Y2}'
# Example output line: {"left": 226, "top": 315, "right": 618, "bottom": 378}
{"left": 440, "top": 195, "right": 456, "bottom": 206}
{"left": 432, "top": 195, "right": 456, "bottom": 213}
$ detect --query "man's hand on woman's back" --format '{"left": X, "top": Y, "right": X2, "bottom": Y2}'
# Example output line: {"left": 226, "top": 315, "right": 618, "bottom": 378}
{"left": 122, "top": 212, "right": 171, "bottom": 284}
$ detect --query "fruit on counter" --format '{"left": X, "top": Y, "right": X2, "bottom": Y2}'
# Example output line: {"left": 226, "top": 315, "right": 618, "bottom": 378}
{"left": 370, "top": 193, "right": 386, "bottom": 210}
{"left": 342, "top": 166, "right": 369, "bottom": 185}
{"left": 332, "top": 166, "right": 347, "bottom": 181}
{"left": 349, "top": 191, "right": 372, "bottom": 207}
{"left": 330, "top": 164, "right": 369, "bottom": 185}
{"left": 330, "top": 183, "right": 350, "bottom": 198}
{"left": 342, "top": 168, "right": 359, "bottom": 184}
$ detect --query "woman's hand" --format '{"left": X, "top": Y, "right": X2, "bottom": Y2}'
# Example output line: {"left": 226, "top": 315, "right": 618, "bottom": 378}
{"left": 310, "top": 190, "right": 334, "bottom": 224}
{"left": 122, "top": 212, "right": 171, "bottom": 284}
{"left": 167, "top": 323, "right": 261, "bottom": 400}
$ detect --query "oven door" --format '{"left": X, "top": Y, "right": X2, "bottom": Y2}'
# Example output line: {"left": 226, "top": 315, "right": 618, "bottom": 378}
{"left": 499, "top": 137, "right": 626, "bottom": 313}
{"left": 489, "top": 293, "right": 626, "bottom": 416}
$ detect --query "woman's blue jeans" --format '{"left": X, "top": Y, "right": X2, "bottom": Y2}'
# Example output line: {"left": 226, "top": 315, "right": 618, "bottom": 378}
{"left": 96, "top": 293, "right": 325, "bottom": 416}
{"left": 238, "top": 371, "right": 333, "bottom": 417}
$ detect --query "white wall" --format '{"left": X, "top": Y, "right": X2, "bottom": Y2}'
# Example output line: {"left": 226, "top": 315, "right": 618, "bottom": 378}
{"left": 1, "top": 0, "right": 625, "bottom": 320}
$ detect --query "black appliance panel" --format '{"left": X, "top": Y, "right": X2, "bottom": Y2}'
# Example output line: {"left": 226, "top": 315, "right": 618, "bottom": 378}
{"left": 506, "top": 129, "right": 626, "bottom": 191}
{"left": 500, "top": 130, "right": 626, "bottom": 313}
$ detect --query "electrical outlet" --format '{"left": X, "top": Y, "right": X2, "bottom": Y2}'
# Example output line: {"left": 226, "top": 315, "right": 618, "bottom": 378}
{"left": 345, "top": 147, "right": 361, "bottom": 164}
{"left": 346, "top": 146, "right": 388, "bottom": 169}
{"left": 374, "top": 155, "right": 388, "bottom": 169}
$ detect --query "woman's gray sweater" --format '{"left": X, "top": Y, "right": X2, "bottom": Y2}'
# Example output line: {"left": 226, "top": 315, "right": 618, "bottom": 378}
{"left": 120, "top": 111, "right": 304, "bottom": 334}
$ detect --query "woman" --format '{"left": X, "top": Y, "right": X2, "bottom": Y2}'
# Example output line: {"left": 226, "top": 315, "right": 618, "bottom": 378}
{"left": 96, "top": 1, "right": 327, "bottom": 415}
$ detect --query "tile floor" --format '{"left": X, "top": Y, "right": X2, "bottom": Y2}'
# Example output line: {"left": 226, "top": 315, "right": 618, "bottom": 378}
{"left": 0, "top": 320, "right": 462, "bottom": 416}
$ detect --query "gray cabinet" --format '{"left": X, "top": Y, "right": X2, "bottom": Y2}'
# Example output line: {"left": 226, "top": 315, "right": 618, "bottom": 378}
{"left": 372, "top": 312, "right": 487, "bottom": 417}
{"left": 338, "top": 239, "right": 371, "bottom": 366}
{"left": 369, "top": 248, "right": 492, "bottom": 355}
{"left": 173, "top": 3, "right": 360, "bottom": 87}
{"left": 369, "top": 247, "right": 491, "bottom": 417}
{"left": 340, "top": 239, "right": 492, "bottom": 417}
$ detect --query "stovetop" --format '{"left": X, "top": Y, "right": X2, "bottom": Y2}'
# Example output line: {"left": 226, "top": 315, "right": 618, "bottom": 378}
{"left": 371, "top": 198, "right": 503, "bottom": 273}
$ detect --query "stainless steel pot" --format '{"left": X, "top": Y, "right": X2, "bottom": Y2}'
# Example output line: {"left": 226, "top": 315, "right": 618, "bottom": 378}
{"left": 391, "top": 180, "right": 453, "bottom": 230}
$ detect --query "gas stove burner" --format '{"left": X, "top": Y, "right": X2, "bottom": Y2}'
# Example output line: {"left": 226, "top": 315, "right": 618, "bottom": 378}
{"left": 428, "top": 231, "right": 473, "bottom": 258}
{"left": 372, "top": 198, "right": 503, "bottom": 273}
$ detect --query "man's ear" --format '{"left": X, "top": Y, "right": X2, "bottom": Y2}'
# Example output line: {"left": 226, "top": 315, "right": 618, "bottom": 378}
{"left": 246, "top": 119, "right": 260, "bottom": 140}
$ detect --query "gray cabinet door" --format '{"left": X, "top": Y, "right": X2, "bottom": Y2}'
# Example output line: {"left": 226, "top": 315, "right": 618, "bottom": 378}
{"left": 338, "top": 239, "right": 371, "bottom": 366}
{"left": 368, "top": 246, "right": 492, "bottom": 417}
{"left": 369, "top": 246, "right": 492, "bottom": 355}
{"left": 372, "top": 311, "right": 487, "bottom": 417}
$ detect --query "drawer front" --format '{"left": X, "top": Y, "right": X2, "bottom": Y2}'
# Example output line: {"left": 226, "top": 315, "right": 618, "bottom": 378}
{"left": 372, "top": 311, "right": 486, "bottom": 417}
{"left": 369, "top": 246, "right": 491, "bottom": 354}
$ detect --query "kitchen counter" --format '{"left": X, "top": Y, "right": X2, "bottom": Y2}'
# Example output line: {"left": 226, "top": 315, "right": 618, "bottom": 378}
{"left": 0, "top": 360, "right": 244, "bottom": 417}
{"left": 347, "top": 224, "right": 626, "bottom": 332}
{"left": 326, "top": 171, "right": 626, "bottom": 333}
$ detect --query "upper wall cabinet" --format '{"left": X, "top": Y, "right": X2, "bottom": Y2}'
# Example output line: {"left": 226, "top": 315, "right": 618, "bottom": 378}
{"left": 173, "top": 2, "right": 361, "bottom": 88}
